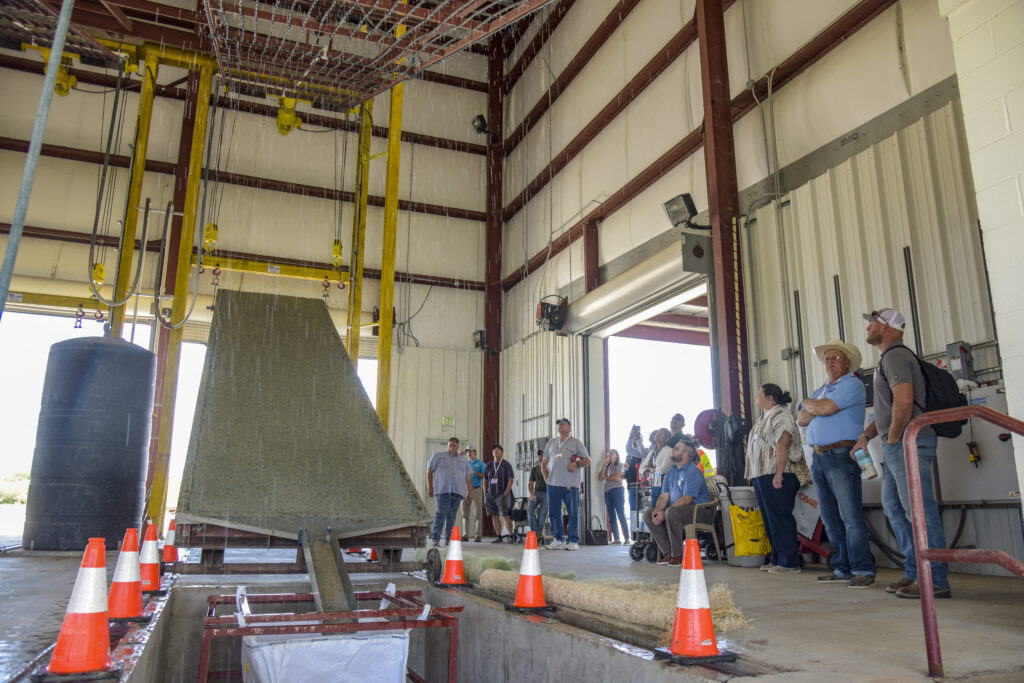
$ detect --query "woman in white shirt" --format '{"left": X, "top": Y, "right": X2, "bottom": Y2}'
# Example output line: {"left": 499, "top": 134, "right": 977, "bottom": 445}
{"left": 640, "top": 428, "right": 673, "bottom": 505}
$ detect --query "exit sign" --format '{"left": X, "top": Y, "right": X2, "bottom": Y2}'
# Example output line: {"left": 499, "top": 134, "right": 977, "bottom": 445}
{"left": 441, "top": 416, "right": 455, "bottom": 427}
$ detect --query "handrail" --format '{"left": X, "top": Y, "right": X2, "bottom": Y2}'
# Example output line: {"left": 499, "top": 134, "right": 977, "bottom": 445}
{"left": 903, "top": 405, "right": 1024, "bottom": 677}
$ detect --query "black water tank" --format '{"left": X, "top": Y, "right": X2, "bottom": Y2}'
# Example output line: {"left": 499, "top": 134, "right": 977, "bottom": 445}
{"left": 23, "top": 336, "right": 156, "bottom": 551}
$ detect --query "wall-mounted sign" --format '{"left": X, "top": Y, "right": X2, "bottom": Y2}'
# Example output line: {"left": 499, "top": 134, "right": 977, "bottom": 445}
{"left": 441, "top": 416, "right": 455, "bottom": 427}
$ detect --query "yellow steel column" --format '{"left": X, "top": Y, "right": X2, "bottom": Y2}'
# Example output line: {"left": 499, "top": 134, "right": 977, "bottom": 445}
{"left": 375, "top": 25, "right": 405, "bottom": 429}
{"left": 147, "top": 64, "right": 214, "bottom": 530}
{"left": 346, "top": 99, "right": 373, "bottom": 367}
{"left": 109, "top": 52, "right": 159, "bottom": 337}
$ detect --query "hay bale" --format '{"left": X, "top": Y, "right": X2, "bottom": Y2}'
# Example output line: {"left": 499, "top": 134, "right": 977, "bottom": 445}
{"left": 479, "top": 570, "right": 750, "bottom": 635}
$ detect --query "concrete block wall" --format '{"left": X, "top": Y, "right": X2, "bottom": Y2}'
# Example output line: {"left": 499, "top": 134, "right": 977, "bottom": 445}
{"left": 939, "top": 0, "right": 1024, "bottom": 496}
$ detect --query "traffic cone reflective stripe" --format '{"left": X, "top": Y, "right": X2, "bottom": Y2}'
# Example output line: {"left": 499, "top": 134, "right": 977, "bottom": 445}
{"left": 513, "top": 532, "right": 546, "bottom": 608}
{"left": 163, "top": 518, "right": 178, "bottom": 563}
{"left": 140, "top": 524, "right": 160, "bottom": 592}
{"left": 109, "top": 529, "right": 143, "bottom": 619}
{"left": 439, "top": 527, "right": 466, "bottom": 585}
{"left": 669, "top": 539, "right": 720, "bottom": 658}
{"left": 48, "top": 538, "right": 111, "bottom": 674}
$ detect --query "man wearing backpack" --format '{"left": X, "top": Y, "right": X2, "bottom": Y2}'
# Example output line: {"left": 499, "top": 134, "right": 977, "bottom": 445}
{"left": 853, "top": 308, "right": 951, "bottom": 599}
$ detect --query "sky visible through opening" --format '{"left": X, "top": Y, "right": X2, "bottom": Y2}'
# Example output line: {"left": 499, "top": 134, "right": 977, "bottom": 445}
{"left": 0, "top": 312, "right": 378, "bottom": 513}
{"left": 606, "top": 336, "right": 715, "bottom": 465}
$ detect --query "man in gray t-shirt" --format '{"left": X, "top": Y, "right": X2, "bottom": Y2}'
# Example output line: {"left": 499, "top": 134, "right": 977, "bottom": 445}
{"left": 853, "top": 308, "right": 950, "bottom": 598}
{"left": 541, "top": 418, "right": 591, "bottom": 550}
{"left": 426, "top": 437, "right": 473, "bottom": 546}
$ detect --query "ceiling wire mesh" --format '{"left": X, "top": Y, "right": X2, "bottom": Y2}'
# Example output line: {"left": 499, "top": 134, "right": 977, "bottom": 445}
{"left": 200, "top": 0, "right": 553, "bottom": 110}
{"left": 0, "top": 0, "right": 121, "bottom": 65}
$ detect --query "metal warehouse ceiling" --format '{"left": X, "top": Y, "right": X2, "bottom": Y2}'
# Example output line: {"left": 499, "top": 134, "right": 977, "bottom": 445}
{"left": 0, "top": 0, "right": 120, "bottom": 65}
{"left": 202, "top": 0, "right": 552, "bottom": 109}
{"left": 0, "top": 0, "right": 554, "bottom": 111}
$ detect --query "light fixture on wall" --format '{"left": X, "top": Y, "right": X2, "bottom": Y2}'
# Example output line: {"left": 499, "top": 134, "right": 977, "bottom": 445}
{"left": 472, "top": 114, "right": 499, "bottom": 143}
{"left": 473, "top": 330, "right": 498, "bottom": 356}
{"left": 663, "top": 193, "right": 710, "bottom": 230}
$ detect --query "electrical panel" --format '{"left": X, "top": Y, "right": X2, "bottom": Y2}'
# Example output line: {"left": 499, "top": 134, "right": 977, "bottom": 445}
{"left": 860, "top": 383, "right": 1018, "bottom": 505}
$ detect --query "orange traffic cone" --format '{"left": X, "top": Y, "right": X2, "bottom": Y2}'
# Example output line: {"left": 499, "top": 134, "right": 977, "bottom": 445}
{"left": 509, "top": 531, "right": 551, "bottom": 613}
{"left": 47, "top": 538, "right": 118, "bottom": 675}
{"left": 437, "top": 526, "right": 466, "bottom": 586}
{"left": 108, "top": 528, "right": 144, "bottom": 620}
{"left": 140, "top": 523, "right": 161, "bottom": 593}
{"left": 368, "top": 548, "right": 379, "bottom": 561}
{"left": 655, "top": 539, "right": 735, "bottom": 664}
{"left": 162, "top": 517, "right": 178, "bottom": 563}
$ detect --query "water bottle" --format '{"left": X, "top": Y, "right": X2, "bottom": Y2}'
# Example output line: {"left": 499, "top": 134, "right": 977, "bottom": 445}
{"left": 853, "top": 449, "right": 878, "bottom": 479}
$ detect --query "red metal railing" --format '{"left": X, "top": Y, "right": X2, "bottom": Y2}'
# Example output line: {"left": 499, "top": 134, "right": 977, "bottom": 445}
{"left": 904, "top": 405, "right": 1024, "bottom": 677}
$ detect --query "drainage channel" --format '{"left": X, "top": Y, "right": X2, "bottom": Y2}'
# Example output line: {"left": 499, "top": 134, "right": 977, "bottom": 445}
{"left": 441, "top": 580, "right": 794, "bottom": 679}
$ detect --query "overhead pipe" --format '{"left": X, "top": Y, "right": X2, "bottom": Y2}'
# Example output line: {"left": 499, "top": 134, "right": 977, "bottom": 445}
{"left": 0, "top": 0, "right": 77, "bottom": 321}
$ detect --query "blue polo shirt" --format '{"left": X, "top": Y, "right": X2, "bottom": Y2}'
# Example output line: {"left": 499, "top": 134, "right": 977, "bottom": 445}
{"left": 661, "top": 462, "right": 710, "bottom": 506}
{"left": 804, "top": 372, "right": 865, "bottom": 446}
{"left": 469, "top": 458, "right": 486, "bottom": 487}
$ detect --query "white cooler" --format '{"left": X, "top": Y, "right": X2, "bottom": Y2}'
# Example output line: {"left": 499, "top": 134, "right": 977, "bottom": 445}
{"left": 718, "top": 484, "right": 766, "bottom": 567}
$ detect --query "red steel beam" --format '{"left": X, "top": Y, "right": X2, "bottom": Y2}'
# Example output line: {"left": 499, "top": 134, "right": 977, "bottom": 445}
{"left": 614, "top": 325, "right": 710, "bottom": 346}
{"left": 648, "top": 313, "right": 709, "bottom": 328}
{"left": 502, "top": 0, "right": 641, "bottom": 155}
{"left": 0, "top": 223, "right": 484, "bottom": 292}
{"left": 482, "top": 39, "right": 503, "bottom": 456}
{"left": 0, "top": 136, "right": 485, "bottom": 222}
{"left": 503, "top": 5, "right": 704, "bottom": 221}
{"left": 500, "top": 7, "right": 537, "bottom": 54}
{"left": 583, "top": 219, "right": 599, "bottom": 293}
{"left": 98, "top": 0, "right": 133, "bottom": 30}
{"left": 501, "top": 0, "right": 897, "bottom": 292}
{"left": 501, "top": 128, "right": 703, "bottom": 289}
{"left": 697, "top": 0, "right": 747, "bottom": 421}
{"left": 501, "top": 0, "right": 575, "bottom": 92}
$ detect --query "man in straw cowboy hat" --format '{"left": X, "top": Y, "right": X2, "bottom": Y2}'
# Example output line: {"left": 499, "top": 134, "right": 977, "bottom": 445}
{"left": 798, "top": 339, "right": 877, "bottom": 588}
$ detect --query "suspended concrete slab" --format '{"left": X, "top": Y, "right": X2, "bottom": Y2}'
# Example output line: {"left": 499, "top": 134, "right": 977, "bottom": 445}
{"left": 176, "top": 290, "right": 429, "bottom": 540}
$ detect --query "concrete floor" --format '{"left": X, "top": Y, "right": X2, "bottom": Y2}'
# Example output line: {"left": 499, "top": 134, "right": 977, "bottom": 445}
{"left": 2, "top": 537, "right": 1023, "bottom": 680}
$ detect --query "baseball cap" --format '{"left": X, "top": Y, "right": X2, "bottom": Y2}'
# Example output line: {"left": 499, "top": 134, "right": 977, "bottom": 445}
{"left": 465, "top": 444, "right": 476, "bottom": 451}
{"left": 862, "top": 308, "right": 905, "bottom": 331}
{"left": 555, "top": 417, "right": 571, "bottom": 426}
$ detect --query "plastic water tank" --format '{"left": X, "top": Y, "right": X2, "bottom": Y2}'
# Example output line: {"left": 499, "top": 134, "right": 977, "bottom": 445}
{"left": 22, "top": 336, "right": 157, "bottom": 551}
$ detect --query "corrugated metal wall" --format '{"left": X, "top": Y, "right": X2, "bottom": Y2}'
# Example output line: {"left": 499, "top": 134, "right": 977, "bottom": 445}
{"left": 745, "top": 100, "right": 994, "bottom": 402}
{"left": 500, "top": 331, "right": 587, "bottom": 496}
{"left": 387, "top": 346, "right": 483, "bottom": 501}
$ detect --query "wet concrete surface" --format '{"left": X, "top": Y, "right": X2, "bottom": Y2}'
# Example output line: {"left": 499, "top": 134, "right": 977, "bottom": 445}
{"left": 3, "top": 540, "right": 1023, "bottom": 681}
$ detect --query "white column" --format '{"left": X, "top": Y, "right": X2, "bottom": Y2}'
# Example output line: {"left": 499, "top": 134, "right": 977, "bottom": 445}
{"left": 938, "top": 0, "right": 1024, "bottom": 497}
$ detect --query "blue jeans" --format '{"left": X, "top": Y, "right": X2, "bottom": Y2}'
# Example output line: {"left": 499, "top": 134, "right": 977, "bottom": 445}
{"left": 527, "top": 491, "right": 548, "bottom": 537}
{"left": 752, "top": 473, "right": 801, "bottom": 568}
{"left": 881, "top": 435, "right": 949, "bottom": 588}
{"left": 547, "top": 485, "right": 580, "bottom": 543}
{"left": 811, "top": 448, "right": 876, "bottom": 577}
{"left": 604, "top": 486, "right": 628, "bottom": 542}
{"left": 431, "top": 492, "right": 463, "bottom": 542}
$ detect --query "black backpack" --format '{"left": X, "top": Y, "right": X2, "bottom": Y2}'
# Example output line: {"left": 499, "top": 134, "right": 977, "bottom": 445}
{"left": 878, "top": 346, "right": 968, "bottom": 438}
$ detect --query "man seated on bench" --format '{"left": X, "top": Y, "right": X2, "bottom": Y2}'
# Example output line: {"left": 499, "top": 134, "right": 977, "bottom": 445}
{"left": 642, "top": 435, "right": 712, "bottom": 566}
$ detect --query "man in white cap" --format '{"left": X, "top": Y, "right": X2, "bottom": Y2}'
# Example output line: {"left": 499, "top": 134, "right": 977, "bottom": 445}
{"left": 853, "top": 308, "right": 950, "bottom": 599}
{"left": 541, "top": 418, "right": 591, "bottom": 550}
{"left": 798, "top": 339, "right": 875, "bottom": 587}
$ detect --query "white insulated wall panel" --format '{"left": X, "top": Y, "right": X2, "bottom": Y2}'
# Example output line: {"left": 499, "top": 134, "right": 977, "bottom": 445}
{"left": 388, "top": 346, "right": 483, "bottom": 501}
{"left": 375, "top": 79, "right": 488, "bottom": 146}
{"left": 745, "top": 101, "right": 991, "bottom": 402}
{"left": 500, "top": 330, "right": 586, "bottom": 448}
